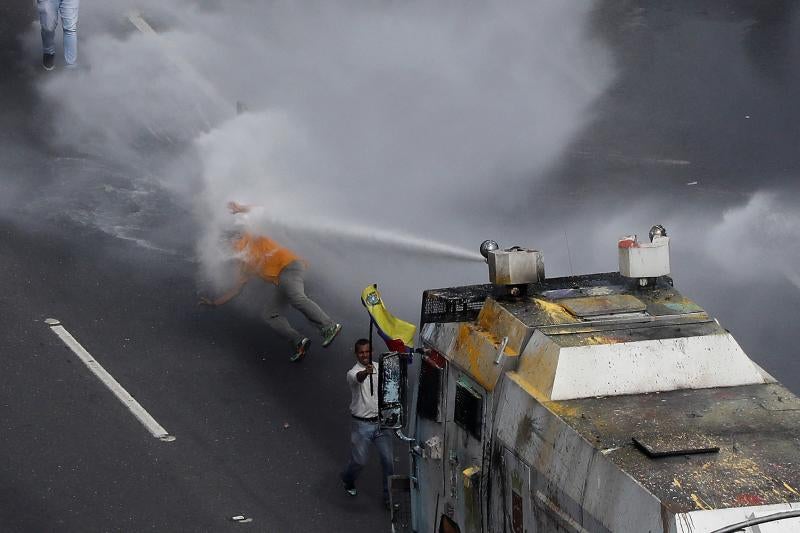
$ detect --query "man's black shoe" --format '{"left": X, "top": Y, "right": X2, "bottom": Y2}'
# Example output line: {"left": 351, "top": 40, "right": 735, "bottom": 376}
{"left": 42, "top": 53, "right": 55, "bottom": 71}
{"left": 340, "top": 474, "right": 357, "bottom": 496}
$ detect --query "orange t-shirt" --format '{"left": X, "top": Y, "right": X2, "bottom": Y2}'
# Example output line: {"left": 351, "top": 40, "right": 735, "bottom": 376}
{"left": 234, "top": 233, "right": 303, "bottom": 284}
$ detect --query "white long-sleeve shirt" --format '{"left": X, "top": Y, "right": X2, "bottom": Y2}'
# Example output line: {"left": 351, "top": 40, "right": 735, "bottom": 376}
{"left": 347, "top": 363, "right": 378, "bottom": 418}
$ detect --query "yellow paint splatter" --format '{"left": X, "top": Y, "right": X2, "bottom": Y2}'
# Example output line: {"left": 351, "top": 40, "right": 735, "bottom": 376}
{"left": 545, "top": 400, "right": 580, "bottom": 419}
{"left": 575, "top": 333, "right": 626, "bottom": 346}
{"left": 690, "top": 493, "right": 713, "bottom": 510}
{"left": 531, "top": 298, "right": 579, "bottom": 324}
{"left": 783, "top": 482, "right": 800, "bottom": 498}
{"left": 454, "top": 324, "right": 489, "bottom": 388}
{"left": 673, "top": 478, "right": 682, "bottom": 489}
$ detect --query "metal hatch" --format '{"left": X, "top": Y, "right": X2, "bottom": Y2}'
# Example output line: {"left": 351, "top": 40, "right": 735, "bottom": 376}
{"left": 560, "top": 294, "right": 647, "bottom": 317}
{"left": 632, "top": 433, "right": 720, "bottom": 458}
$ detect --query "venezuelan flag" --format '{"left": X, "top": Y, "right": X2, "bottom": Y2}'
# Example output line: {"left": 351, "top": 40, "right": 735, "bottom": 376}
{"left": 361, "top": 284, "right": 416, "bottom": 353}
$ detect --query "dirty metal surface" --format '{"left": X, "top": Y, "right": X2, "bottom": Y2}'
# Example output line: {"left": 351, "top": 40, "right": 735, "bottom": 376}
{"left": 560, "top": 294, "right": 647, "bottom": 317}
{"left": 498, "top": 273, "right": 705, "bottom": 328}
{"left": 550, "top": 383, "right": 800, "bottom": 512}
{"left": 491, "top": 272, "right": 717, "bottom": 350}
{"left": 551, "top": 320, "right": 721, "bottom": 348}
{"left": 424, "top": 274, "right": 705, "bottom": 340}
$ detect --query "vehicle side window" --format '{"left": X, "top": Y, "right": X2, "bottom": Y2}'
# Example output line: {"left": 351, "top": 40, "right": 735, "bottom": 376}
{"left": 417, "top": 352, "right": 445, "bottom": 422}
{"left": 454, "top": 379, "right": 483, "bottom": 440}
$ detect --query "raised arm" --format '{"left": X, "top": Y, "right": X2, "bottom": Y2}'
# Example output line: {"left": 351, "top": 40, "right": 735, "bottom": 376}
{"left": 227, "top": 201, "right": 252, "bottom": 214}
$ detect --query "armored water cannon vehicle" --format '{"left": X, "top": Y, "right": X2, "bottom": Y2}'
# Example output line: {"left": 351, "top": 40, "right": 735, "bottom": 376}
{"left": 379, "top": 226, "right": 800, "bottom": 533}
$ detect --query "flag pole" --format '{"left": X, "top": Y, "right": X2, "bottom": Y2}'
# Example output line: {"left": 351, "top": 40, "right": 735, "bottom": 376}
{"left": 368, "top": 317, "right": 374, "bottom": 396}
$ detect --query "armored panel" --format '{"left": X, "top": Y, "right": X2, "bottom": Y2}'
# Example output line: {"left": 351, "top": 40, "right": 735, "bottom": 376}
{"left": 550, "top": 382, "right": 800, "bottom": 515}
{"left": 496, "top": 374, "right": 660, "bottom": 532}
{"left": 516, "top": 330, "right": 765, "bottom": 400}
{"left": 475, "top": 297, "right": 535, "bottom": 356}
{"left": 378, "top": 352, "right": 406, "bottom": 429}
{"left": 420, "top": 322, "right": 460, "bottom": 358}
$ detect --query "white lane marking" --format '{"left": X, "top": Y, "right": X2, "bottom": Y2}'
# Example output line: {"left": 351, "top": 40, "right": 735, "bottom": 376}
{"left": 46, "top": 319, "right": 175, "bottom": 442}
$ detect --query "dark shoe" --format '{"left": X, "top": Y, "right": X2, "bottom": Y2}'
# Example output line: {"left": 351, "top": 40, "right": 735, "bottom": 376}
{"left": 289, "top": 338, "right": 310, "bottom": 362}
{"left": 321, "top": 323, "right": 342, "bottom": 347}
{"left": 42, "top": 53, "right": 55, "bottom": 71}
{"left": 340, "top": 474, "right": 357, "bottom": 496}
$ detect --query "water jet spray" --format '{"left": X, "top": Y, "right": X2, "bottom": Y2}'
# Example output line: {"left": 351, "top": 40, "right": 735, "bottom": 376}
{"left": 245, "top": 212, "right": 483, "bottom": 263}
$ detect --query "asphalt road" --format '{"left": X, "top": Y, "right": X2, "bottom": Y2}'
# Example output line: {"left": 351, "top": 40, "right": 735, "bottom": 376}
{"left": 1, "top": 5, "right": 391, "bottom": 532}
{"left": 2, "top": 1, "right": 799, "bottom": 532}
{"left": 0, "top": 219, "right": 389, "bottom": 532}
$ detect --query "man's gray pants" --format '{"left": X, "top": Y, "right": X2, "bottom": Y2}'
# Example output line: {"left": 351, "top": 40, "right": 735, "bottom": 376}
{"left": 262, "top": 261, "right": 333, "bottom": 346}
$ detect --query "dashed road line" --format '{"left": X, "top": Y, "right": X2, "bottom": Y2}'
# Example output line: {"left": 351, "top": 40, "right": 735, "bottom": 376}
{"left": 45, "top": 318, "right": 175, "bottom": 442}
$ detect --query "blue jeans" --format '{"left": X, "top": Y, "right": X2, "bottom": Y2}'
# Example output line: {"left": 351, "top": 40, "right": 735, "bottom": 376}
{"left": 341, "top": 419, "right": 394, "bottom": 499}
{"left": 38, "top": 0, "right": 80, "bottom": 66}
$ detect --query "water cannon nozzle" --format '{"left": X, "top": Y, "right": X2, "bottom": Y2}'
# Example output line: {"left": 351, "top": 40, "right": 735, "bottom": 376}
{"left": 649, "top": 224, "right": 667, "bottom": 243}
{"left": 480, "top": 240, "right": 499, "bottom": 260}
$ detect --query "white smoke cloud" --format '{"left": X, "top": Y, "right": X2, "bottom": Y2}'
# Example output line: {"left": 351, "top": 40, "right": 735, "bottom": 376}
{"left": 556, "top": 188, "right": 800, "bottom": 295}
{"left": 705, "top": 191, "right": 800, "bottom": 288}
{"left": 31, "top": 0, "right": 616, "bottom": 322}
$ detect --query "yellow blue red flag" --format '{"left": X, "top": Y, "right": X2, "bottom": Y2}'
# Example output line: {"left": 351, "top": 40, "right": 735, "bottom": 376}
{"left": 361, "top": 284, "right": 416, "bottom": 353}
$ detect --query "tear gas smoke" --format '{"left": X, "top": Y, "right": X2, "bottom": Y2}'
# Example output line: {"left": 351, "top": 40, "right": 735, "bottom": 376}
{"left": 10, "top": 0, "right": 799, "bottom": 398}
{"left": 706, "top": 192, "right": 800, "bottom": 289}
{"left": 24, "top": 0, "right": 616, "bottom": 323}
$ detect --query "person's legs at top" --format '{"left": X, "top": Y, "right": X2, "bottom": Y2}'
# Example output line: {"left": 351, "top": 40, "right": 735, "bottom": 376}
{"left": 340, "top": 420, "right": 372, "bottom": 495}
{"left": 37, "top": 0, "right": 58, "bottom": 69}
{"left": 59, "top": 0, "right": 80, "bottom": 67}
{"left": 373, "top": 427, "right": 395, "bottom": 503}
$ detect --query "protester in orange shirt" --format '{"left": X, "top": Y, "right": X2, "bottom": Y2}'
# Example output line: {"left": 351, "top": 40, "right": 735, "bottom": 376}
{"left": 200, "top": 202, "right": 342, "bottom": 361}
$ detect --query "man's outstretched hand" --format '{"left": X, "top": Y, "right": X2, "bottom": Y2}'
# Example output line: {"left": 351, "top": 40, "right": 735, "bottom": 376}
{"left": 227, "top": 201, "right": 250, "bottom": 214}
{"left": 198, "top": 296, "right": 217, "bottom": 307}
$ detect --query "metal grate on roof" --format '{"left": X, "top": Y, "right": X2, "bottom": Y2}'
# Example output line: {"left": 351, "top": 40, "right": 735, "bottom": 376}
{"left": 420, "top": 284, "right": 493, "bottom": 325}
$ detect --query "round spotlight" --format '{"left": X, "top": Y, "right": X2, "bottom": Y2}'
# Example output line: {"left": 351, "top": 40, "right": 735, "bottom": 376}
{"left": 649, "top": 224, "right": 667, "bottom": 242}
{"left": 480, "top": 240, "right": 500, "bottom": 259}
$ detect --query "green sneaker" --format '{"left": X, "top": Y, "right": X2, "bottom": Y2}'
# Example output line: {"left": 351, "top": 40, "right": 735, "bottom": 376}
{"left": 290, "top": 338, "right": 310, "bottom": 362}
{"left": 321, "top": 323, "right": 342, "bottom": 347}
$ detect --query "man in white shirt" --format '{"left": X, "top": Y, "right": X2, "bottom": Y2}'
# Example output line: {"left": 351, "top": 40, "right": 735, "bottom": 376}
{"left": 340, "top": 339, "right": 394, "bottom": 506}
